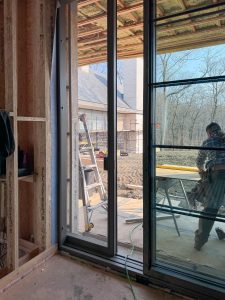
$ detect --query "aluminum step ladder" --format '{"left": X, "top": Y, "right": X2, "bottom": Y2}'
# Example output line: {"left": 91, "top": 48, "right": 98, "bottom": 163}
{"left": 79, "top": 114, "right": 108, "bottom": 232}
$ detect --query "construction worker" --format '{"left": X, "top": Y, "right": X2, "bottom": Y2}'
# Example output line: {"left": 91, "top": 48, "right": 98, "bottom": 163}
{"left": 194, "top": 122, "right": 225, "bottom": 251}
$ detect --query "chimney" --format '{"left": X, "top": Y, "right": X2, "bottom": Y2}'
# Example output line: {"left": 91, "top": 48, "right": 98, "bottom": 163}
{"left": 122, "top": 58, "right": 143, "bottom": 111}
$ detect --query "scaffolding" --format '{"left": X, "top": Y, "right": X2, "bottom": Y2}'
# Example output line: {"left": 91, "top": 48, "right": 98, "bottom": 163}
{"left": 79, "top": 116, "right": 143, "bottom": 153}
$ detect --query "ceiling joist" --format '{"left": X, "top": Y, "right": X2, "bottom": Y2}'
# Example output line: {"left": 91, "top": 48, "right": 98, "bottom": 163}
{"left": 77, "top": 0, "right": 225, "bottom": 65}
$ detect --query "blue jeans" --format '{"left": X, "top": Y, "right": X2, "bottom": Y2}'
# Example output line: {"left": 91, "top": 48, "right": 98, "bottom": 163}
{"left": 195, "top": 170, "right": 225, "bottom": 247}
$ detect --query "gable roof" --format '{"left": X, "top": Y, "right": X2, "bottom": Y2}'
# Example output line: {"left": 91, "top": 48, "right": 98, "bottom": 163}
{"left": 78, "top": 70, "right": 136, "bottom": 112}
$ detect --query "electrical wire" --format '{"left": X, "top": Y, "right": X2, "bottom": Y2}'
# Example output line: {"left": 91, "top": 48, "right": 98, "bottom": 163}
{"left": 125, "top": 222, "right": 143, "bottom": 300}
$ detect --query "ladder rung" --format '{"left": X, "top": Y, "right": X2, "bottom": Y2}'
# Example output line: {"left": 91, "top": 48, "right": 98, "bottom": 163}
{"left": 86, "top": 182, "right": 101, "bottom": 190}
{"left": 83, "top": 164, "right": 97, "bottom": 170}
{"left": 80, "top": 147, "right": 92, "bottom": 153}
{"left": 87, "top": 201, "right": 108, "bottom": 211}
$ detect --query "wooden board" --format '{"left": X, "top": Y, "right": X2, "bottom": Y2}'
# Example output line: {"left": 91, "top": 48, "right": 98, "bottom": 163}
{"left": 76, "top": 0, "right": 225, "bottom": 65}
{"left": 0, "top": 1, "right": 4, "bottom": 107}
{"left": 1, "top": 0, "right": 57, "bottom": 278}
{"left": 0, "top": 245, "right": 57, "bottom": 293}
{"left": 19, "top": 239, "right": 39, "bottom": 267}
{"left": 4, "top": 0, "right": 19, "bottom": 271}
{"left": 0, "top": 268, "right": 8, "bottom": 280}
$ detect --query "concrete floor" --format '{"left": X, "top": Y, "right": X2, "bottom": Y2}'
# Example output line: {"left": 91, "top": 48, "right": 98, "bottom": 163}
{"left": 1, "top": 255, "right": 184, "bottom": 300}
{"left": 72, "top": 196, "right": 225, "bottom": 280}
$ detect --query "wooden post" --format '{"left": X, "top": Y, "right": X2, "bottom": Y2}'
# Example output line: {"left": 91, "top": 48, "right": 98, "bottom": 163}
{"left": 32, "top": 0, "right": 55, "bottom": 250}
{"left": 43, "top": 0, "right": 56, "bottom": 250}
{"left": 4, "top": 0, "right": 19, "bottom": 271}
{"left": 29, "top": 0, "right": 50, "bottom": 251}
{"left": 0, "top": 0, "right": 5, "bottom": 107}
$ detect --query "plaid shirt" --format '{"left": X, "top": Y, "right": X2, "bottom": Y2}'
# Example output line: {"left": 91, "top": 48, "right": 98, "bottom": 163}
{"left": 196, "top": 136, "right": 225, "bottom": 170}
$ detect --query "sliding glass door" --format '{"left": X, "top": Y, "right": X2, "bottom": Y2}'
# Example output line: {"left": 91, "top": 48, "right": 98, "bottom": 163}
{"left": 58, "top": 0, "right": 225, "bottom": 297}
{"left": 58, "top": 0, "right": 117, "bottom": 257}
{"left": 144, "top": 0, "right": 225, "bottom": 297}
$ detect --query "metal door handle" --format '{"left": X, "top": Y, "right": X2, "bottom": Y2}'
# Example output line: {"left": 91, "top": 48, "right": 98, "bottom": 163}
{"left": 104, "top": 156, "right": 108, "bottom": 171}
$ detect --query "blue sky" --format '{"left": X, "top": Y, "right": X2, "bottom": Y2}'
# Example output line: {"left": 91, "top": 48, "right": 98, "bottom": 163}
{"left": 156, "top": 44, "right": 225, "bottom": 81}
{"left": 89, "top": 44, "right": 225, "bottom": 83}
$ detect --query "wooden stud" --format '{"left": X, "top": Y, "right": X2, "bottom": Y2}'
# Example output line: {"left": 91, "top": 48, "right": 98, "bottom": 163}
{"left": 20, "top": 0, "right": 56, "bottom": 252}
{"left": 1, "top": 0, "right": 56, "bottom": 278}
{"left": 4, "top": 0, "right": 19, "bottom": 271}
{"left": 0, "top": 1, "right": 5, "bottom": 107}
{"left": 43, "top": 0, "right": 56, "bottom": 250}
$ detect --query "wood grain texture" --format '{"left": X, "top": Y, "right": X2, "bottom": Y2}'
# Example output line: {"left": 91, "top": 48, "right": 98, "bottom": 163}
{"left": 2, "top": 0, "right": 57, "bottom": 276}
{"left": 0, "top": 245, "right": 57, "bottom": 293}
{"left": 0, "top": 1, "right": 5, "bottom": 107}
{"left": 4, "top": 0, "right": 19, "bottom": 271}
{"left": 76, "top": 0, "right": 225, "bottom": 65}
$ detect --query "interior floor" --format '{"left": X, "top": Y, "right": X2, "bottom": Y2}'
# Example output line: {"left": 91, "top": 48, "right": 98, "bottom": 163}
{"left": 0, "top": 255, "right": 184, "bottom": 300}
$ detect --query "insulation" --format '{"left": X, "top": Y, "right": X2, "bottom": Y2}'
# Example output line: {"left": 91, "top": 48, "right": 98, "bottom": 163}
{"left": 78, "top": 0, "right": 225, "bottom": 65}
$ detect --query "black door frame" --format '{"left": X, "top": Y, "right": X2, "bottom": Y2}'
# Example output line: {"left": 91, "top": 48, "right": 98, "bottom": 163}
{"left": 58, "top": 0, "right": 117, "bottom": 257}
{"left": 143, "top": 1, "right": 225, "bottom": 298}
{"left": 57, "top": 0, "right": 225, "bottom": 298}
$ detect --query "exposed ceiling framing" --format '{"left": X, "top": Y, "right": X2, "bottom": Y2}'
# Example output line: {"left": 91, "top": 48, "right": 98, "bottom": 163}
{"left": 77, "top": 0, "right": 225, "bottom": 65}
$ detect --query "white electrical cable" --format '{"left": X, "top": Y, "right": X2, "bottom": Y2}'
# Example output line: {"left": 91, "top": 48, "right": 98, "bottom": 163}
{"left": 125, "top": 222, "right": 143, "bottom": 300}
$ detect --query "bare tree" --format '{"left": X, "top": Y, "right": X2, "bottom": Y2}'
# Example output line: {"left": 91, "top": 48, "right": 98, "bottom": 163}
{"left": 200, "top": 50, "right": 225, "bottom": 121}
{"left": 158, "top": 48, "right": 225, "bottom": 147}
{"left": 158, "top": 52, "right": 194, "bottom": 145}
{"left": 179, "top": 95, "right": 193, "bottom": 146}
{"left": 169, "top": 94, "right": 180, "bottom": 145}
{"left": 188, "top": 98, "right": 204, "bottom": 145}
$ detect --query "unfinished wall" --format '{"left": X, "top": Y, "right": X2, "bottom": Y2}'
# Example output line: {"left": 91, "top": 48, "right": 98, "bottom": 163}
{"left": 0, "top": 0, "right": 57, "bottom": 280}
{"left": 50, "top": 23, "right": 58, "bottom": 245}
{"left": 0, "top": 0, "right": 4, "bottom": 106}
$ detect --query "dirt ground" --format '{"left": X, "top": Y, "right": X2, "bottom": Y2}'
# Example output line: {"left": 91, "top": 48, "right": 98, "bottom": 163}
{"left": 99, "top": 150, "right": 198, "bottom": 199}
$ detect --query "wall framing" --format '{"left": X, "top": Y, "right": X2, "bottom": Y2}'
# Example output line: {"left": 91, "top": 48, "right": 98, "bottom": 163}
{"left": 0, "top": 0, "right": 57, "bottom": 278}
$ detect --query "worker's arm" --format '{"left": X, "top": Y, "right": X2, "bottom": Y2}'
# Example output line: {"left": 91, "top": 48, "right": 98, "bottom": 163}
{"left": 196, "top": 141, "right": 208, "bottom": 171}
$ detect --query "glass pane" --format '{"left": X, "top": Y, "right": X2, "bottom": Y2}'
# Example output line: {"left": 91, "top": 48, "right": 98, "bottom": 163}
{"left": 156, "top": 0, "right": 225, "bottom": 19}
{"left": 67, "top": 1, "right": 108, "bottom": 247}
{"left": 156, "top": 148, "right": 225, "bottom": 210}
{"left": 155, "top": 84, "right": 225, "bottom": 147}
{"left": 155, "top": 149, "right": 225, "bottom": 279}
{"left": 117, "top": 58, "right": 144, "bottom": 260}
{"left": 116, "top": 0, "right": 144, "bottom": 260}
{"left": 156, "top": 6, "right": 225, "bottom": 81}
{"left": 156, "top": 150, "right": 199, "bottom": 210}
{"left": 153, "top": 0, "right": 225, "bottom": 289}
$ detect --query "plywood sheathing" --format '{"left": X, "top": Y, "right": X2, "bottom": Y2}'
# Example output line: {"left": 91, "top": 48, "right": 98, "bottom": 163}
{"left": 77, "top": 0, "right": 225, "bottom": 65}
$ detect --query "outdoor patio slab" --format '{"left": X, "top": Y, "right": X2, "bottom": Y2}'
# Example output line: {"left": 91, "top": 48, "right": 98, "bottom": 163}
{"left": 74, "top": 196, "right": 225, "bottom": 280}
